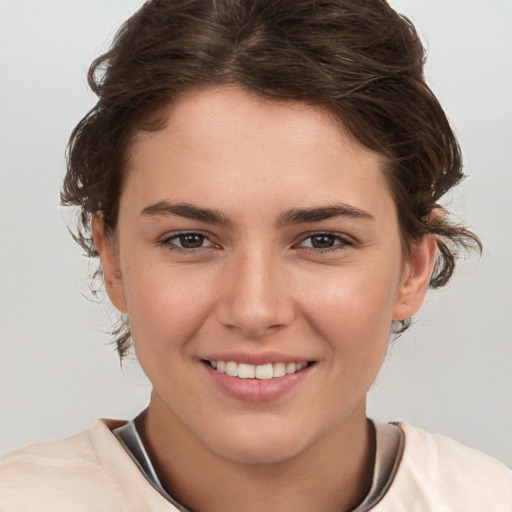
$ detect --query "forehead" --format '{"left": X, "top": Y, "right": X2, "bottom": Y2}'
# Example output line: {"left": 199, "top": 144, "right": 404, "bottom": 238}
{"left": 131, "top": 84, "right": 378, "bottom": 160}
{"left": 124, "top": 85, "right": 394, "bottom": 221}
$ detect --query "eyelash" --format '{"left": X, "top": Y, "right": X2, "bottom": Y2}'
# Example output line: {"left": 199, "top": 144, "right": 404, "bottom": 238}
{"left": 158, "top": 231, "right": 216, "bottom": 253}
{"left": 295, "top": 232, "right": 353, "bottom": 254}
{"left": 158, "top": 231, "right": 353, "bottom": 254}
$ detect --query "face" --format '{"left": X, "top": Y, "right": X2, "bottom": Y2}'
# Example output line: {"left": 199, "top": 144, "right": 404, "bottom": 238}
{"left": 96, "top": 85, "right": 434, "bottom": 464}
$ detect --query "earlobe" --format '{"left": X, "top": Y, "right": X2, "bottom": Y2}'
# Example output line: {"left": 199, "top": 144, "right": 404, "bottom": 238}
{"left": 392, "top": 235, "right": 437, "bottom": 321}
{"left": 91, "top": 215, "right": 128, "bottom": 314}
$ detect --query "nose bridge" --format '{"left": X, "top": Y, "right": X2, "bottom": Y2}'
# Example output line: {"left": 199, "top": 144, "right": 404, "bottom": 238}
{"left": 218, "top": 241, "right": 293, "bottom": 337}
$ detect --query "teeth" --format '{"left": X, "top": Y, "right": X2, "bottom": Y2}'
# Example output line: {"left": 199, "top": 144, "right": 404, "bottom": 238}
{"left": 286, "top": 362, "right": 297, "bottom": 374}
{"left": 237, "top": 363, "right": 255, "bottom": 379}
{"left": 225, "top": 361, "right": 238, "bottom": 377}
{"left": 273, "top": 362, "right": 286, "bottom": 378}
{"left": 255, "top": 363, "right": 273, "bottom": 380}
{"left": 208, "top": 360, "right": 308, "bottom": 379}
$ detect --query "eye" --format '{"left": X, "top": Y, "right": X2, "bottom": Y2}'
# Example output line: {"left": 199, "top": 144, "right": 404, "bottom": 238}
{"left": 297, "top": 232, "right": 352, "bottom": 251}
{"left": 161, "top": 231, "right": 216, "bottom": 250}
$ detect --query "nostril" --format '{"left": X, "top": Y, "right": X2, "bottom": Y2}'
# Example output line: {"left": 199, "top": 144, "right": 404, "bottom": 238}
{"left": 215, "top": 292, "right": 296, "bottom": 339}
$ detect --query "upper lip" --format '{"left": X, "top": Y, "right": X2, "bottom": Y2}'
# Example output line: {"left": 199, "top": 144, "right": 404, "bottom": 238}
{"left": 200, "top": 351, "right": 313, "bottom": 366}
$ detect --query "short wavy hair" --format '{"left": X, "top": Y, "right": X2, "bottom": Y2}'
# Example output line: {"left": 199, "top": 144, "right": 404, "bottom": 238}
{"left": 62, "top": 0, "right": 481, "bottom": 357}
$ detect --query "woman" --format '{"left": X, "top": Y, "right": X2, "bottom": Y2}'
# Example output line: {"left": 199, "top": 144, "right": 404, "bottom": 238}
{"left": 1, "top": 0, "right": 511, "bottom": 510}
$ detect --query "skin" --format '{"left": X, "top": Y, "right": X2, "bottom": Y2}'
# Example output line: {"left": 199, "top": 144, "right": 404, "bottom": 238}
{"left": 94, "top": 85, "right": 436, "bottom": 511}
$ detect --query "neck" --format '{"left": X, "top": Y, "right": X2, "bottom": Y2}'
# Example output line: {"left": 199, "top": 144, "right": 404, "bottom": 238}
{"left": 137, "top": 394, "right": 375, "bottom": 512}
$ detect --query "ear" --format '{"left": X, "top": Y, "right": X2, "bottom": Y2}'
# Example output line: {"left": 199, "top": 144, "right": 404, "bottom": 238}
{"left": 91, "top": 215, "right": 128, "bottom": 314}
{"left": 392, "top": 235, "right": 437, "bottom": 321}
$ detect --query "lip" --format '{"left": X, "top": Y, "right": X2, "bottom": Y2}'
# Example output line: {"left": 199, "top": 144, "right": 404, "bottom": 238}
{"left": 201, "top": 355, "right": 314, "bottom": 403}
{"left": 201, "top": 351, "right": 311, "bottom": 366}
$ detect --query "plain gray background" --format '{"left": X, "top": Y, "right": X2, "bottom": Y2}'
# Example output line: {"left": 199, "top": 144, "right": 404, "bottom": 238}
{"left": 1, "top": 1, "right": 511, "bottom": 466}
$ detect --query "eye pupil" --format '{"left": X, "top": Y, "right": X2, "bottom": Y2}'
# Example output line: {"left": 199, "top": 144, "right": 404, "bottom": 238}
{"left": 179, "top": 234, "right": 204, "bottom": 248}
{"left": 311, "top": 235, "right": 335, "bottom": 249}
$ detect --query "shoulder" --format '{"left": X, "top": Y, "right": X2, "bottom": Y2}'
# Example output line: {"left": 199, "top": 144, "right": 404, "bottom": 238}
{"left": 0, "top": 419, "right": 138, "bottom": 511}
{"left": 376, "top": 422, "right": 512, "bottom": 511}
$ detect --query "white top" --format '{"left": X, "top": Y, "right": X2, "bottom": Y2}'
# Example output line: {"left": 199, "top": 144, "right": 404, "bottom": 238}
{"left": 112, "top": 419, "right": 403, "bottom": 511}
{"left": 1, "top": 419, "right": 511, "bottom": 511}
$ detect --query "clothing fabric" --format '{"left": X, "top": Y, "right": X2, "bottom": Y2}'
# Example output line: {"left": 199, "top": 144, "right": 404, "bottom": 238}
{"left": 113, "top": 420, "right": 189, "bottom": 511}
{"left": 112, "top": 419, "right": 404, "bottom": 512}
{"left": 1, "top": 419, "right": 511, "bottom": 511}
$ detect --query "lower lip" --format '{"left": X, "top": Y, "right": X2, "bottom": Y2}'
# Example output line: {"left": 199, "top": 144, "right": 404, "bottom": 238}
{"left": 204, "top": 363, "right": 312, "bottom": 402}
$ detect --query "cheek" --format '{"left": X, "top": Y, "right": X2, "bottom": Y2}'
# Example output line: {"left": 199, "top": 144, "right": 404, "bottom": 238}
{"left": 300, "top": 258, "right": 402, "bottom": 339}
{"left": 297, "top": 253, "right": 403, "bottom": 383}
{"left": 300, "top": 268, "right": 396, "bottom": 400}
{"left": 120, "top": 257, "right": 215, "bottom": 359}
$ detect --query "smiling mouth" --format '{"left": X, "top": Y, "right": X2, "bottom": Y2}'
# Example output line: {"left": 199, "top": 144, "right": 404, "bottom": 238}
{"left": 205, "top": 360, "right": 312, "bottom": 379}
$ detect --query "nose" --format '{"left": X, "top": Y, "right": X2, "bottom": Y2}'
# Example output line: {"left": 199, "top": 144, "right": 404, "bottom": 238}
{"left": 216, "top": 247, "right": 295, "bottom": 339}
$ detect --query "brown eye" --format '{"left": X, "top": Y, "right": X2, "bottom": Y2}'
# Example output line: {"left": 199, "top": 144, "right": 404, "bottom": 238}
{"left": 310, "top": 234, "right": 337, "bottom": 249}
{"left": 161, "top": 231, "right": 215, "bottom": 251}
{"left": 176, "top": 233, "right": 207, "bottom": 249}
{"left": 298, "top": 232, "right": 352, "bottom": 252}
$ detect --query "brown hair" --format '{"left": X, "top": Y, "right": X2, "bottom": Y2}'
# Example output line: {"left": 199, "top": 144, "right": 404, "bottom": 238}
{"left": 62, "top": 0, "right": 481, "bottom": 356}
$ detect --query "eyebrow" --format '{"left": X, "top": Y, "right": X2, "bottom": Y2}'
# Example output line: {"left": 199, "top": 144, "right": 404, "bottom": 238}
{"left": 278, "top": 204, "right": 374, "bottom": 224}
{"left": 140, "top": 200, "right": 373, "bottom": 226}
{"left": 141, "top": 201, "right": 231, "bottom": 225}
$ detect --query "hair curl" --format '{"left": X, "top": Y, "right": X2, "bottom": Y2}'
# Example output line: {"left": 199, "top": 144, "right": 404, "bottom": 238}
{"left": 62, "top": 0, "right": 481, "bottom": 357}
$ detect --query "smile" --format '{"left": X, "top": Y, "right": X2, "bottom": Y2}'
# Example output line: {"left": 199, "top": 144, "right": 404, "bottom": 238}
{"left": 207, "top": 360, "right": 309, "bottom": 379}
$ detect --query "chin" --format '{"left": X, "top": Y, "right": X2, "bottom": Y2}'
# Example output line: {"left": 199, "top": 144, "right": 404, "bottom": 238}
{"left": 203, "top": 419, "right": 316, "bottom": 465}
{"left": 213, "top": 438, "right": 304, "bottom": 465}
